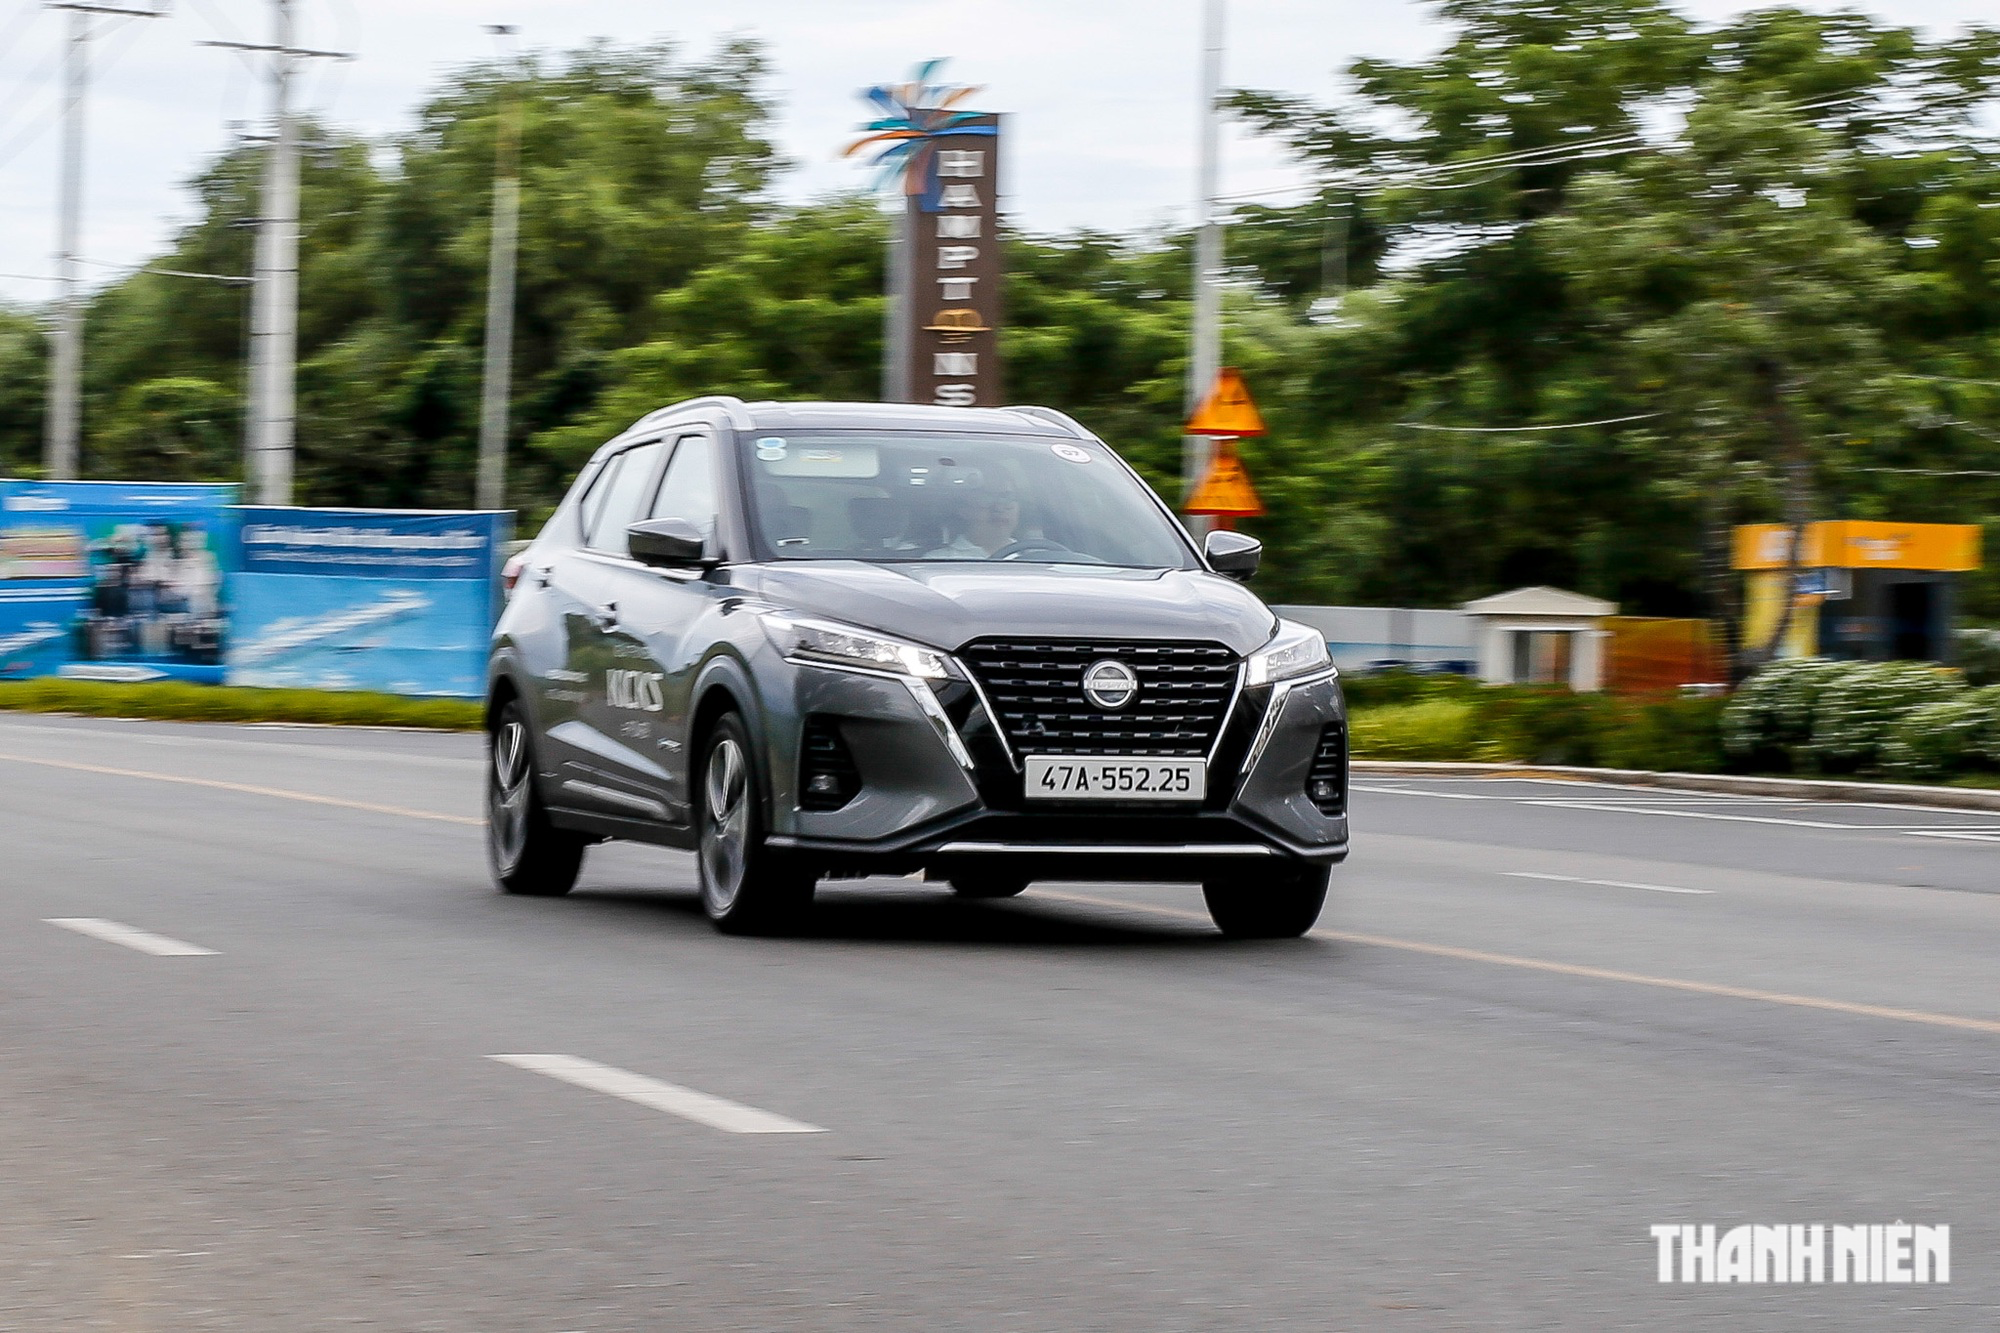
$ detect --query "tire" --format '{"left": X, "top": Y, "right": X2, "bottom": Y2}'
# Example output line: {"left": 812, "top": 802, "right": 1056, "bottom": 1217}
{"left": 696, "top": 712, "right": 816, "bottom": 935}
{"left": 488, "top": 700, "right": 586, "bottom": 897}
{"left": 1202, "top": 863, "right": 1329, "bottom": 939}
{"left": 949, "top": 873, "right": 1030, "bottom": 899}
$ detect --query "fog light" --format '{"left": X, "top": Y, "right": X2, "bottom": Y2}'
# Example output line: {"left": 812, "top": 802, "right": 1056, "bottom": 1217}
{"left": 798, "top": 716, "right": 861, "bottom": 811}
{"left": 1304, "top": 723, "right": 1346, "bottom": 816}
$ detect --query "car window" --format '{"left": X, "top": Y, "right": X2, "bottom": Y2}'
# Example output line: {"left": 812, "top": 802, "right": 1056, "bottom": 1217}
{"left": 576, "top": 452, "right": 625, "bottom": 547}
{"left": 584, "top": 440, "right": 667, "bottom": 556}
{"left": 650, "top": 433, "right": 718, "bottom": 547}
{"left": 741, "top": 432, "right": 1197, "bottom": 569}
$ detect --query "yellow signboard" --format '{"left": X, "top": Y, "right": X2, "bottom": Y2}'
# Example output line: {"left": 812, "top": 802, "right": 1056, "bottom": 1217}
{"left": 1732, "top": 521, "right": 1981, "bottom": 572}
{"left": 1185, "top": 445, "right": 1265, "bottom": 517}
{"left": 1185, "top": 368, "right": 1267, "bottom": 437}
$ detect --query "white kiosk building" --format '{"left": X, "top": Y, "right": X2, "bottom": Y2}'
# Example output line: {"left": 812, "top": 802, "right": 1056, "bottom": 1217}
{"left": 1461, "top": 586, "right": 1618, "bottom": 691}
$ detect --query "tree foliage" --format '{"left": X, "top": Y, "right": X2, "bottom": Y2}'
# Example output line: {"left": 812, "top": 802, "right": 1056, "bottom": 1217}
{"left": 0, "top": 8, "right": 1995, "bottom": 642}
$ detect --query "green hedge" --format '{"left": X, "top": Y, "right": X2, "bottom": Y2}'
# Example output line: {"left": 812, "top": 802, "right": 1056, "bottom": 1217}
{"left": 0, "top": 678, "right": 483, "bottom": 730}
{"left": 1881, "top": 687, "right": 2000, "bottom": 783}
{"left": 1346, "top": 660, "right": 1986, "bottom": 783}
{"left": 1344, "top": 674, "right": 1725, "bottom": 772}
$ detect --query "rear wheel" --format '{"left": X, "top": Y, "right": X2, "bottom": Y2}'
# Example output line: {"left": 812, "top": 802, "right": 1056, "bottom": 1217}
{"left": 488, "top": 701, "right": 586, "bottom": 897}
{"left": 697, "top": 713, "right": 816, "bottom": 935}
{"left": 949, "top": 873, "right": 1030, "bottom": 899}
{"left": 1202, "top": 864, "right": 1328, "bottom": 939}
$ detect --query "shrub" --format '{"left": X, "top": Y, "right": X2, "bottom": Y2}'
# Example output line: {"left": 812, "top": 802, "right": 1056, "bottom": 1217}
{"left": 1956, "top": 628, "right": 2000, "bottom": 687}
{"left": 1346, "top": 698, "right": 1480, "bottom": 761}
{"left": 1476, "top": 687, "right": 1618, "bottom": 766}
{"left": 1337, "top": 669, "right": 1484, "bottom": 710}
{"left": 1596, "top": 696, "right": 1727, "bottom": 774}
{"left": 1721, "top": 657, "right": 1860, "bottom": 772}
{"left": 1881, "top": 687, "right": 2000, "bottom": 782}
{"left": 1808, "top": 661, "right": 1966, "bottom": 775}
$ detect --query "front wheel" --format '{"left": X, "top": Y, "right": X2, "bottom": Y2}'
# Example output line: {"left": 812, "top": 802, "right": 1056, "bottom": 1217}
{"left": 1202, "top": 864, "right": 1329, "bottom": 939}
{"left": 488, "top": 701, "right": 586, "bottom": 897}
{"left": 696, "top": 713, "right": 816, "bottom": 935}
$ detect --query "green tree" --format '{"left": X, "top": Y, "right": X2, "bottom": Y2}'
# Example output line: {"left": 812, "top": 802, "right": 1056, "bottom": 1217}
{"left": 92, "top": 377, "right": 238, "bottom": 481}
{"left": 0, "top": 306, "right": 46, "bottom": 476}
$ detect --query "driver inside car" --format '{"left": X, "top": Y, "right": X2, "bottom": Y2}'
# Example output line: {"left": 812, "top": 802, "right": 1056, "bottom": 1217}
{"left": 926, "top": 477, "right": 1025, "bottom": 558}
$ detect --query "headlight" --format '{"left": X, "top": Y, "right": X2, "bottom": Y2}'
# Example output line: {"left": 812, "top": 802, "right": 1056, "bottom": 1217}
{"left": 1245, "top": 619, "right": 1332, "bottom": 687}
{"left": 765, "top": 615, "right": 952, "bottom": 680}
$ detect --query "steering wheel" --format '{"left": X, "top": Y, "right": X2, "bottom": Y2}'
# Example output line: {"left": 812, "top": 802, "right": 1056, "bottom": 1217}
{"left": 990, "top": 537, "right": 1073, "bottom": 561}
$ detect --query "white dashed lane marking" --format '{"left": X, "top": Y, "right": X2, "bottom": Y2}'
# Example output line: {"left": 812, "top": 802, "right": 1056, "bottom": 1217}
{"left": 489, "top": 1054, "right": 827, "bottom": 1135}
{"left": 1505, "top": 871, "right": 1713, "bottom": 896}
{"left": 45, "top": 918, "right": 218, "bottom": 956}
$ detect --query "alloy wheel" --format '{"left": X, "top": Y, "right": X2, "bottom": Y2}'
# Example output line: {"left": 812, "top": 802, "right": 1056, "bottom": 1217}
{"left": 701, "top": 735, "right": 750, "bottom": 912}
{"left": 490, "top": 718, "right": 531, "bottom": 868}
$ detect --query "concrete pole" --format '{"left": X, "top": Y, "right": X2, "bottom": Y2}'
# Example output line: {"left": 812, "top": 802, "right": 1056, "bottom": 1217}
{"left": 883, "top": 205, "right": 910, "bottom": 402}
{"left": 246, "top": 0, "right": 300, "bottom": 505}
{"left": 476, "top": 33, "right": 522, "bottom": 513}
{"left": 43, "top": 5, "right": 88, "bottom": 480}
{"left": 1184, "top": 0, "right": 1225, "bottom": 538}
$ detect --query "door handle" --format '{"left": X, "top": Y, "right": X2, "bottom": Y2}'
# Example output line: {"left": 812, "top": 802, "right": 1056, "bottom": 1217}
{"left": 531, "top": 564, "right": 553, "bottom": 587}
{"left": 588, "top": 601, "right": 619, "bottom": 631}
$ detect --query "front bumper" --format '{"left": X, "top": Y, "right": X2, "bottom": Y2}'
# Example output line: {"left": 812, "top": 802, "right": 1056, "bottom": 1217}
{"left": 766, "top": 660, "right": 1347, "bottom": 881}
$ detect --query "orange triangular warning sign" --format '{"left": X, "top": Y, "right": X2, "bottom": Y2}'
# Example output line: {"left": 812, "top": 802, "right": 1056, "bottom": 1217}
{"left": 1186, "top": 368, "right": 1266, "bottom": 437}
{"left": 1185, "top": 445, "right": 1265, "bottom": 517}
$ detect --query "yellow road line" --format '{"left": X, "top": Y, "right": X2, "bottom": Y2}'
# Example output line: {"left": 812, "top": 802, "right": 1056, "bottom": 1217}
{"left": 1036, "top": 890, "right": 2000, "bottom": 1037}
{"left": 0, "top": 750, "right": 480, "bottom": 827}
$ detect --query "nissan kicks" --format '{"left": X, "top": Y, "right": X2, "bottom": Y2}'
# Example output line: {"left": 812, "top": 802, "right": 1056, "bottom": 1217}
{"left": 485, "top": 397, "right": 1347, "bottom": 936}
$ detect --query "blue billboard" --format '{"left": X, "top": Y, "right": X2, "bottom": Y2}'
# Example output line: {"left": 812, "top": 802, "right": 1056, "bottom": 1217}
{"left": 224, "top": 508, "right": 510, "bottom": 698}
{"left": 0, "top": 480, "right": 238, "bottom": 683}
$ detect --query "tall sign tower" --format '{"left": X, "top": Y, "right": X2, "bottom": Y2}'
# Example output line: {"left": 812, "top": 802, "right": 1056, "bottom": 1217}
{"left": 847, "top": 63, "right": 1003, "bottom": 408}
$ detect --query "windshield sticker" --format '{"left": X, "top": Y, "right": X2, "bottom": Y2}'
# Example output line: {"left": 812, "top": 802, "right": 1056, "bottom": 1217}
{"left": 1051, "top": 443, "right": 1092, "bottom": 464}
{"left": 763, "top": 443, "right": 881, "bottom": 479}
{"left": 755, "top": 438, "right": 788, "bottom": 461}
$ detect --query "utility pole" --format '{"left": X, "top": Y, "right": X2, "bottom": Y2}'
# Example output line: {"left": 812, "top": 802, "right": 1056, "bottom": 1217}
{"left": 201, "top": 3, "right": 347, "bottom": 506}
{"left": 1184, "top": 0, "right": 1225, "bottom": 538}
{"left": 476, "top": 25, "right": 523, "bottom": 513}
{"left": 42, "top": 2, "right": 166, "bottom": 481}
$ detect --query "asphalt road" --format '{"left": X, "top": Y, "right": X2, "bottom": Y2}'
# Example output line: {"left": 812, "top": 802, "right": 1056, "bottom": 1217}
{"left": 3, "top": 712, "right": 1997, "bottom": 1331}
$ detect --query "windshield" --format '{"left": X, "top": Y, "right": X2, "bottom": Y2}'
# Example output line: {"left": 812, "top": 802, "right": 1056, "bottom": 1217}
{"left": 740, "top": 431, "right": 1198, "bottom": 569}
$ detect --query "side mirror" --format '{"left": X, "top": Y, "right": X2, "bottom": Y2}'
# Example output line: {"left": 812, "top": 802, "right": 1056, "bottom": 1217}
{"left": 628, "top": 518, "right": 708, "bottom": 569}
{"left": 1203, "top": 529, "right": 1261, "bottom": 582}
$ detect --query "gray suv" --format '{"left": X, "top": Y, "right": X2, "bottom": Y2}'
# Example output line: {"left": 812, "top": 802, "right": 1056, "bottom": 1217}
{"left": 486, "top": 398, "right": 1347, "bottom": 936}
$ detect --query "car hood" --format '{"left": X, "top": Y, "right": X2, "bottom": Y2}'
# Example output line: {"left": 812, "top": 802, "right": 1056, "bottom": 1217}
{"left": 745, "top": 562, "right": 1279, "bottom": 656}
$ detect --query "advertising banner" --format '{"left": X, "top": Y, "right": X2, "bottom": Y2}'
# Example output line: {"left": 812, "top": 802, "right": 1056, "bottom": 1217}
{"left": 0, "top": 480, "right": 238, "bottom": 683}
{"left": 225, "top": 508, "right": 509, "bottom": 698}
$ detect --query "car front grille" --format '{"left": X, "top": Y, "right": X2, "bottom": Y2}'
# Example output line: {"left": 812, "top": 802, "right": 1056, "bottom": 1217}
{"left": 958, "top": 638, "right": 1240, "bottom": 757}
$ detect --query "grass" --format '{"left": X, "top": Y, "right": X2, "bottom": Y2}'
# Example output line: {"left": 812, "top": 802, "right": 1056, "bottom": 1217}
{"left": 1347, "top": 699, "right": 1483, "bottom": 762}
{"left": 0, "top": 678, "right": 484, "bottom": 730}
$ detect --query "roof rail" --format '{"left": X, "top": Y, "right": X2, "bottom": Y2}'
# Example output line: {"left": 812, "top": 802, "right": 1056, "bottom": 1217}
{"left": 632, "top": 395, "right": 755, "bottom": 435}
{"left": 1009, "top": 405, "right": 1095, "bottom": 440}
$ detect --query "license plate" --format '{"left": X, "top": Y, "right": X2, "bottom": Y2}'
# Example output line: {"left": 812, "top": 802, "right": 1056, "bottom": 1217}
{"left": 1023, "top": 756, "right": 1206, "bottom": 801}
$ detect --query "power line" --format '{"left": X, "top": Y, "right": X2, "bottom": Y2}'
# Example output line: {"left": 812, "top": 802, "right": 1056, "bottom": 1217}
{"left": 1217, "top": 93, "right": 1875, "bottom": 206}
{"left": 1854, "top": 467, "right": 2000, "bottom": 477}
{"left": 1395, "top": 412, "right": 1662, "bottom": 433}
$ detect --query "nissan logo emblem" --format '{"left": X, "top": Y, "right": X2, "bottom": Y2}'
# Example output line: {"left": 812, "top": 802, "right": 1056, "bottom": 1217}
{"left": 1082, "top": 659, "right": 1139, "bottom": 711}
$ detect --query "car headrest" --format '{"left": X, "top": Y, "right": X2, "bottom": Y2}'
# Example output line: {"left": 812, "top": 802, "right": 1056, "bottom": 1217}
{"left": 767, "top": 504, "right": 813, "bottom": 544}
{"left": 848, "top": 497, "right": 907, "bottom": 546}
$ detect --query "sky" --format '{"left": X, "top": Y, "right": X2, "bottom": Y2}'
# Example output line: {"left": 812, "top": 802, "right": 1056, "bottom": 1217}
{"left": 0, "top": 0, "right": 1994, "bottom": 306}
